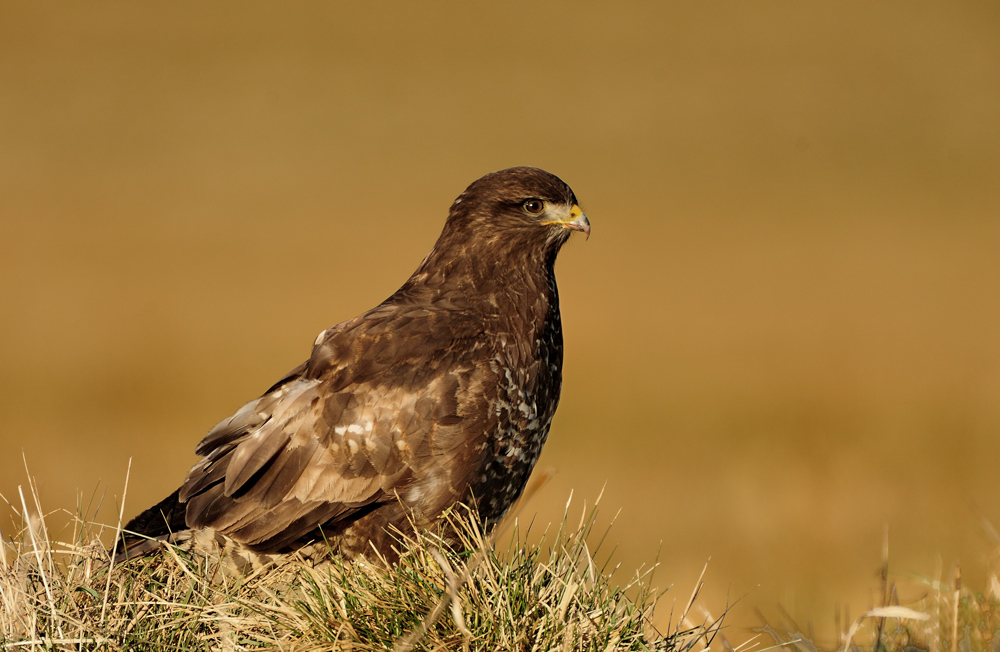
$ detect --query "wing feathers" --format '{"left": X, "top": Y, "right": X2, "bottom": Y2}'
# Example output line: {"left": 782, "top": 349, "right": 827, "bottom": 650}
{"left": 222, "top": 379, "right": 320, "bottom": 495}
{"left": 171, "top": 309, "right": 493, "bottom": 553}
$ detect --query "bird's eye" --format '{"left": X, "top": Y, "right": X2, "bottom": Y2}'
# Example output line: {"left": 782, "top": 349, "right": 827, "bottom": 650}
{"left": 522, "top": 199, "right": 545, "bottom": 215}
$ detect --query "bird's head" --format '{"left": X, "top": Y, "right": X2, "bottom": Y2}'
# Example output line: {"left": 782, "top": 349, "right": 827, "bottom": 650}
{"left": 440, "top": 167, "right": 591, "bottom": 256}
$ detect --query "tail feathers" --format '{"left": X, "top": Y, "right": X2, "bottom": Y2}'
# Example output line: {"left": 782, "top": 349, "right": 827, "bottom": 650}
{"left": 112, "top": 488, "right": 188, "bottom": 562}
{"left": 112, "top": 536, "right": 170, "bottom": 564}
{"left": 113, "top": 527, "right": 308, "bottom": 573}
{"left": 110, "top": 488, "right": 340, "bottom": 572}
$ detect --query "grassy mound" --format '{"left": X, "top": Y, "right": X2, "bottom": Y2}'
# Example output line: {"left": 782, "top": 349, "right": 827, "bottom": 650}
{"left": 1, "top": 478, "right": 719, "bottom": 651}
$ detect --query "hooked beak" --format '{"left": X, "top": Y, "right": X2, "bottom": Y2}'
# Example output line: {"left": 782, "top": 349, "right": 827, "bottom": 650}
{"left": 566, "top": 204, "right": 591, "bottom": 240}
{"left": 543, "top": 204, "right": 591, "bottom": 240}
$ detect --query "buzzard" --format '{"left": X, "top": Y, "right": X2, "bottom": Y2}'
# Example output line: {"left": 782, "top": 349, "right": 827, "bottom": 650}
{"left": 117, "top": 167, "right": 590, "bottom": 567}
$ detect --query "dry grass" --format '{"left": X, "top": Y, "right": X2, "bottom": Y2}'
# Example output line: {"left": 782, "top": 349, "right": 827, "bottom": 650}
{"left": 757, "top": 527, "right": 1000, "bottom": 652}
{"left": 1, "top": 476, "right": 722, "bottom": 651}
{"left": 5, "top": 474, "right": 1000, "bottom": 651}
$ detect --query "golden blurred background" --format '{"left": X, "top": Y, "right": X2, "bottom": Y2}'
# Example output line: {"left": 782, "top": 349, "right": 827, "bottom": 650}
{"left": 2, "top": 1, "right": 999, "bottom": 643}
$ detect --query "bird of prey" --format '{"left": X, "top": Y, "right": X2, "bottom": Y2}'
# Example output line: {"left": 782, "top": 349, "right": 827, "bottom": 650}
{"left": 117, "top": 166, "right": 590, "bottom": 568}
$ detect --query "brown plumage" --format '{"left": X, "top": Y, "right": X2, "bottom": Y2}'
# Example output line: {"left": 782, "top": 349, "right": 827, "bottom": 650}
{"left": 117, "top": 167, "right": 590, "bottom": 567}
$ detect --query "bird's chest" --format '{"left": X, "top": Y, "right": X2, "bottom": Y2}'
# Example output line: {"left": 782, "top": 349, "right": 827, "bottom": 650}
{"left": 473, "top": 311, "right": 563, "bottom": 521}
